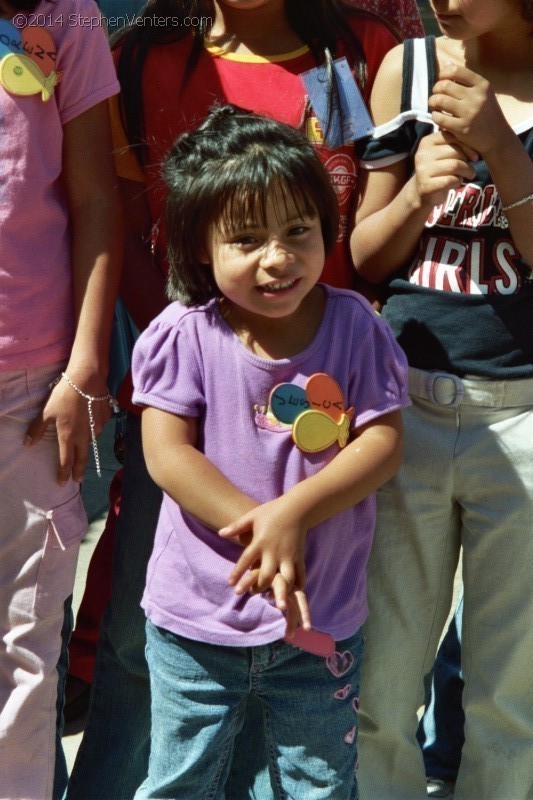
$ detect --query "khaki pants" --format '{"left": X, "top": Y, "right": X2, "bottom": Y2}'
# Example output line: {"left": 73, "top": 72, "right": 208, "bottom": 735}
{"left": 359, "top": 370, "right": 533, "bottom": 800}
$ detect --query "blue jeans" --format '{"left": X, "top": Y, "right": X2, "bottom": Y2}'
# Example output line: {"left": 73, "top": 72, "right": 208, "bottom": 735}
{"left": 417, "top": 595, "right": 464, "bottom": 782}
{"left": 66, "top": 414, "right": 162, "bottom": 800}
{"left": 226, "top": 695, "right": 272, "bottom": 799}
{"left": 136, "top": 622, "right": 364, "bottom": 800}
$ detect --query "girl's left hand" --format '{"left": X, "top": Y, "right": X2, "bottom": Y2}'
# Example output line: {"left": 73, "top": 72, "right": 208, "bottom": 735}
{"left": 268, "top": 579, "right": 311, "bottom": 638}
{"left": 24, "top": 374, "right": 112, "bottom": 485}
{"left": 429, "top": 63, "right": 511, "bottom": 158}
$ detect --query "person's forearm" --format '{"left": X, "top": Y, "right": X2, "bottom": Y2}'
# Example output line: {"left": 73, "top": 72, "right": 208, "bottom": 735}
{"left": 283, "top": 412, "right": 403, "bottom": 529}
{"left": 63, "top": 102, "right": 123, "bottom": 384}
{"left": 142, "top": 412, "right": 259, "bottom": 530}
{"left": 484, "top": 133, "right": 533, "bottom": 267}
{"left": 68, "top": 196, "right": 123, "bottom": 378}
{"left": 352, "top": 178, "right": 431, "bottom": 283}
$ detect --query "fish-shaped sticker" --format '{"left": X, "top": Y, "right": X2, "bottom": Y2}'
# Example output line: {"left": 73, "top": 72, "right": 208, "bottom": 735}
{"left": 0, "top": 52, "right": 58, "bottom": 100}
{"left": 0, "top": 21, "right": 60, "bottom": 101}
{"left": 269, "top": 373, "right": 354, "bottom": 453}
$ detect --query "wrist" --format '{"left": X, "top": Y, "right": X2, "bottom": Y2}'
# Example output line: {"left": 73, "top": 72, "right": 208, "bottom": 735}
{"left": 52, "top": 372, "right": 119, "bottom": 477}
{"left": 482, "top": 128, "right": 522, "bottom": 166}
{"left": 63, "top": 360, "right": 110, "bottom": 394}
{"left": 282, "top": 485, "right": 317, "bottom": 531}
{"left": 403, "top": 179, "right": 435, "bottom": 216}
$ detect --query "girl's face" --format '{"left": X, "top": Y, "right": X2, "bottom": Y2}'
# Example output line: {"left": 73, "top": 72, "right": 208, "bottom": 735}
{"left": 205, "top": 189, "right": 325, "bottom": 327}
{"left": 430, "top": 0, "right": 517, "bottom": 36}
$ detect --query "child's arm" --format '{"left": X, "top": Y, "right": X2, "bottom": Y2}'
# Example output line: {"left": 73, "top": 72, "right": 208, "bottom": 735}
{"left": 25, "top": 101, "right": 123, "bottom": 484}
{"left": 142, "top": 408, "right": 402, "bottom": 631}
{"left": 429, "top": 63, "right": 533, "bottom": 266}
{"left": 142, "top": 407, "right": 260, "bottom": 529}
{"left": 351, "top": 47, "right": 477, "bottom": 282}
{"left": 220, "top": 410, "right": 403, "bottom": 598}
{"left": 141, "top": 406, "right": 311, "bottom": 633}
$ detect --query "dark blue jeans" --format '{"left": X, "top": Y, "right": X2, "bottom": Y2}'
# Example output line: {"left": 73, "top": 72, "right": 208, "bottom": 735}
{"left": 416, "top": 595, "right": 464, "bottom": 782}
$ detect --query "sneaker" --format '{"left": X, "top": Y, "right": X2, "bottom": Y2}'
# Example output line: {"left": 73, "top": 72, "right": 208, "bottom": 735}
{"left": 427, "top": 777, "right": 455, "bottom": 798}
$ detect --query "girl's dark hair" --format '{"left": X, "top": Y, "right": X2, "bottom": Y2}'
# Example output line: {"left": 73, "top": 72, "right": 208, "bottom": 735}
{"left": 115, "top": 0, "right": 396, "bottom": 159}
{"left": 164, "top": 104, "right": 339, "bottom": 307}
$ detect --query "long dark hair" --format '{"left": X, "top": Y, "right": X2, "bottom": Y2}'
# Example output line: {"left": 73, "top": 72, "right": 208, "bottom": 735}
{"left": 115, "top": 0, "right": 394, "bottom": 159}
{"left": 164, "top": 104, "right": 339, "bottom": 306}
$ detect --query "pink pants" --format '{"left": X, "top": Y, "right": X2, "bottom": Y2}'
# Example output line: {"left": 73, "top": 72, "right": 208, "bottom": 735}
{"left": 0, "top": 363, "right": 87, "bottom": 800}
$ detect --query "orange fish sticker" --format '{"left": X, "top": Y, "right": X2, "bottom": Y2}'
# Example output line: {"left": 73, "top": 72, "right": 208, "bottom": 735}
{"left": 269, "top": 373, "right": 354, "bottom": 454}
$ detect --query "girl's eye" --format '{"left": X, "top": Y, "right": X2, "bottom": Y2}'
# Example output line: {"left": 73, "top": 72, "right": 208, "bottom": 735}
{"left": 288, "top": 225, "right": 309, "bottom": 237}
{"left": 232, "top": 235, "right": 260, "bottom": 247}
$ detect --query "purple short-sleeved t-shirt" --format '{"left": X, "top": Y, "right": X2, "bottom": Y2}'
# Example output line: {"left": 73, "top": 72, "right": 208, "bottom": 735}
{"left": 132, "top": 286, "right": 410, "bottom": 646}
{"left": 0, "top": 0, "right": 119, "bottom": 370}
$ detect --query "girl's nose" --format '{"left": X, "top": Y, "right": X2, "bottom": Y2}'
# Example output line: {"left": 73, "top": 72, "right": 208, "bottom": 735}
{"left": 259, "top": 239, "right": 295, "bottom": 268}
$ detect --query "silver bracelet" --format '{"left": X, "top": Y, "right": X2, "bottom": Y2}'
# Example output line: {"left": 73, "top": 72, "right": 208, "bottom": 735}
{"left": 501, "top": 192, "right": 533, "bottom": 212}
{"left": 50, "top": 372, "right": 119, "bottom": 477}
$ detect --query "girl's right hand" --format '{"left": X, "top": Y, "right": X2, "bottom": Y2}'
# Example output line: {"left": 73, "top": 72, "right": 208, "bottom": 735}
{"left": 219, "top": 500, "right": 312, "bottom": 635}
{"left": 219, "top": 497, "right": 308, "bottom": 602}
{"left": 408, "top": 130, "right": 478, "bottom": 211}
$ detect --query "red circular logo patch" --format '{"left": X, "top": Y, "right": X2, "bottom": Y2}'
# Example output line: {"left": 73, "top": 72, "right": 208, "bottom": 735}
{"left": 325, "top": 153, "right": 357, "bottom": 208}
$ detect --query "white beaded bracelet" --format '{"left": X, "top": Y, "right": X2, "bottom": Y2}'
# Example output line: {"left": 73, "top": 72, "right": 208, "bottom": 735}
{"left": 501, "top": 192, "right": 533, "bottom": 212}
{"left": 50, "top": 372, "right": 119, "bottom": 477}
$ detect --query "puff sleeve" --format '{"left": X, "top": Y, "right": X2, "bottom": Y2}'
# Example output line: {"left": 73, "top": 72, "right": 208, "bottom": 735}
{"left": 131, "top": 305, "right": 205, "bottom": 418}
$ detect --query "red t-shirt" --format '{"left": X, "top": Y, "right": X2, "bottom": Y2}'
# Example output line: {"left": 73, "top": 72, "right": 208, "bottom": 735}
{"left": 113, "top": 12, "right": 397, "bottom": 291}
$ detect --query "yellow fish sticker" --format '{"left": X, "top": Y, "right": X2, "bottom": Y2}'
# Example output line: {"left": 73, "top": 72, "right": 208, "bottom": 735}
{"left": 292, "top": 407, "right": 352, "bottom": 453}
{"left": 0, "top": 52, "right": 58, "bottom": 101}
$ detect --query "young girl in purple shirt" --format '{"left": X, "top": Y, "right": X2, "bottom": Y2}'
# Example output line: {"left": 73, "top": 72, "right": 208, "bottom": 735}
{"left": 130, "top": 105, "right": 409, "bottom": 799}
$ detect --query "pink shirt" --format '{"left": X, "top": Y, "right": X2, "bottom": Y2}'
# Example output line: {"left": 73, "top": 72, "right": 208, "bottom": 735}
{"left": 0, "top": 0, "right": 119, "bottom": 370}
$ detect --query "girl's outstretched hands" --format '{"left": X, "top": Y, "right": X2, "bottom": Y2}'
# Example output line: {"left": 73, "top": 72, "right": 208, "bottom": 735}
{"left": 409, "top": 130, "right": 477, "bottom": 210}
{"left": 429, "top": 63, "right": 511, "bottom": 157}
{"left": 219, "top": 497, "right": 311, "bottom": 632}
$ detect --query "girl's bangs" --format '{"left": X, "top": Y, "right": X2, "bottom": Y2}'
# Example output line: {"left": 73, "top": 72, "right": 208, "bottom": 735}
{"left": 213, "top": 158, "right": 319, "bottom": 234}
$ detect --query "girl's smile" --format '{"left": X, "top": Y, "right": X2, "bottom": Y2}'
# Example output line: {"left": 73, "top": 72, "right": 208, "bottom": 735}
{"left": 256, "top": 277, "right": 301, "bottom": 295}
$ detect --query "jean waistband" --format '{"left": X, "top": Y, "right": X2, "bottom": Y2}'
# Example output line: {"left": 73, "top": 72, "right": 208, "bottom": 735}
{"left": 408, "top": 367, "right": 533, "bottom": 409}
